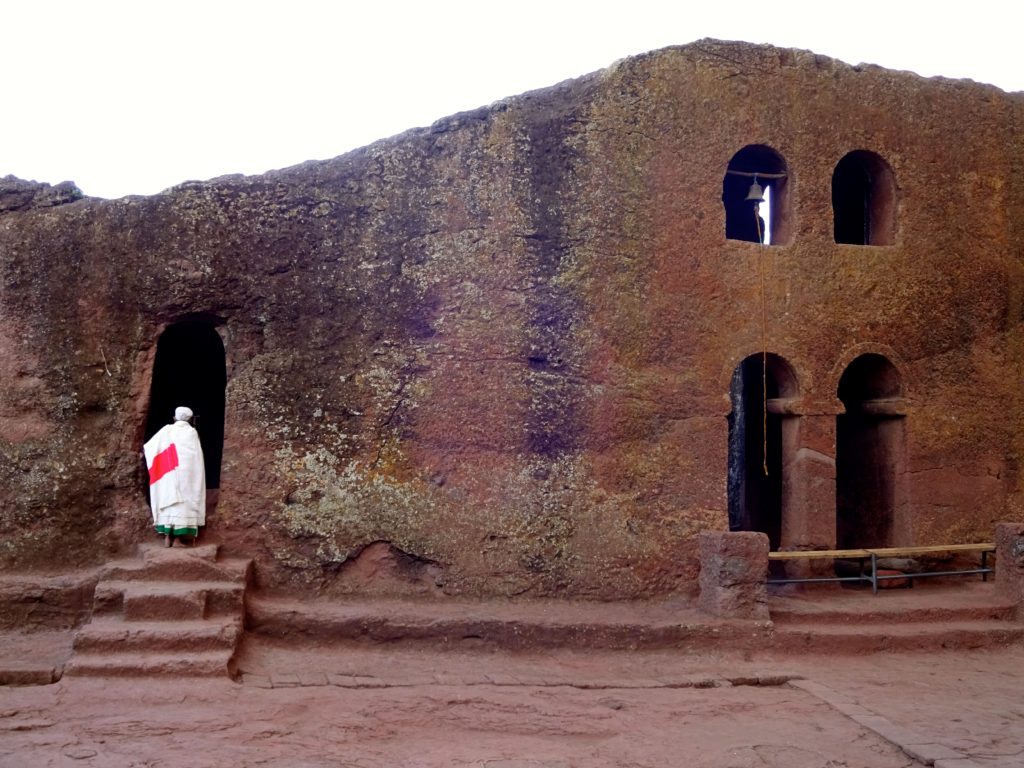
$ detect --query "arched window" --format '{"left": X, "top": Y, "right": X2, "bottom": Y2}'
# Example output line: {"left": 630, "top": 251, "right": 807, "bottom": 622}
{"left": 723, "top": 145, "right": 791, "bottom": 245}
{"left": 832, "top": 151, "right": 896, "bottom": 245}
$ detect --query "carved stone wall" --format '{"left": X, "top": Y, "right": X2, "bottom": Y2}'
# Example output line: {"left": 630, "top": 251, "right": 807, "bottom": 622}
{"left": 1, "top": 40, "right": 1022, "bottom": 598}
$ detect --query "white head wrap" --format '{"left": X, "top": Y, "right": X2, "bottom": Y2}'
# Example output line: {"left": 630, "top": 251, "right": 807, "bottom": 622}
{"left": 174, "top": 406, "right": 194, "bottom": 422}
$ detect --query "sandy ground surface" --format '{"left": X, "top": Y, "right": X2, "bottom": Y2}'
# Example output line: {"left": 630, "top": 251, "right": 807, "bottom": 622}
{"left": 2, "top": 643, "right": 1023, "bottom": 768}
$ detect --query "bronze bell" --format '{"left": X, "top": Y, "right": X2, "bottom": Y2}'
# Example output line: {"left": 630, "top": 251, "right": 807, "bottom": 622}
{"left": 745, "top": 177, "right": 765, "bottom": 203}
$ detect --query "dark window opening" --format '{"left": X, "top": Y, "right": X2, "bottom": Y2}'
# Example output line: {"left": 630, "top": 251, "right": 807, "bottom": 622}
{"left": 144, "top": 320, "right": 227, "bottom": 488}
{"left": 832, "top": 151, "right": 896, "bottom": 245}
{"left": 723, "top": 145, "right": 791, "bottom": 245}
{"left": 836, "top": 354, "right": 905, "bottom": 549}
{"left": 728, "top": 353, "right": 799, "bottom": 551}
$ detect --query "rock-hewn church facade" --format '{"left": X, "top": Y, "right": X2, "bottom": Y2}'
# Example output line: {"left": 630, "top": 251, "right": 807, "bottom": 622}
{"left": 2, "top": 40, "right": 1022, "bottom": 599}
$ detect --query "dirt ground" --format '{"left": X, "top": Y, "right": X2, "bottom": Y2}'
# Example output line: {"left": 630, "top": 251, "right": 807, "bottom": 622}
{"left": 2, "top": 642, "right": 1023, "bottom": 768}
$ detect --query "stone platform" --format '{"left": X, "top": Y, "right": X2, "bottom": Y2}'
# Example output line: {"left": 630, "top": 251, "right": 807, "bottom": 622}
{"left": 2, "top": 574, "right": 1020, "bottom": 687}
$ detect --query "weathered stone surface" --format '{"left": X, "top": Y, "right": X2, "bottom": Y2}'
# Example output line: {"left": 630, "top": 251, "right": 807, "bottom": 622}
{"left": 697, "top": 531, "right": 768, "bottom": 619}
{"left": 0, "top": 176, "right": 82, "bottom": 212}
{"left": 0, "top": 575, "right": 96, "bottom": 631}
{"left": 0, "top": 40, "right": 1023, "bottom": 599}
{"left": 995, "top": 522, "right": 1024, "bottom": 613}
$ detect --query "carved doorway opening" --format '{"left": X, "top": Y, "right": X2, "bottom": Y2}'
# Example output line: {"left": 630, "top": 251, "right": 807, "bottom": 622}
{"left": 144, "top": 319, "right": 226, "bottom": 491}
{"left": 836, "top": 354, "right": 905, "bottom": 549}
{"left": 727, "top": 353, "right": 799, "bottom": 551}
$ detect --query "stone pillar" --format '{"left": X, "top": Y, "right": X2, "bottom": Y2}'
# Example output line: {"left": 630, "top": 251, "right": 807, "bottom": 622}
{"left": 782, "top": 412, "right": 836, "bottom": 550}
{"left": 780, "top": 412, "right": 836, "bottom": 580}
{"left": 698, "top": 531, "right": 769, "bottom": 620}
{"left": 995, "top": 522, "right": 1024, "bottom": 616}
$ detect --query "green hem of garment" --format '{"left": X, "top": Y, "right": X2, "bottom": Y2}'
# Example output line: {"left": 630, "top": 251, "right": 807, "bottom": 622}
{"left": 155, "top": 525, "right": 199, "bottom": 537}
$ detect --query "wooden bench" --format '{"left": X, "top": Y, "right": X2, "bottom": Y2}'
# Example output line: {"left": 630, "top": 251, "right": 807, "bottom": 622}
{"left": 768, "top": 543, "right": 995, "bottom": 593}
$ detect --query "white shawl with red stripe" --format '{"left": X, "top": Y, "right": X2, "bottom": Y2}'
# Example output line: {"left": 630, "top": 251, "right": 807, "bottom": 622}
{"left": 143, "top": 421, "right": 206, "bottom": 529}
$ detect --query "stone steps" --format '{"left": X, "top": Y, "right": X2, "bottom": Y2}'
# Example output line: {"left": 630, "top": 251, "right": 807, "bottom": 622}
{"left": 66, "top": 542, "right": 251, "bottom": 679}
{"left": 100, "top": 543, "right": 248, "bottom": 576}
{"left": 770, "top": 619, "right": 1024, "bottom": 654}
{"left": 245, "top": 596, "right": 773, "bottom": 652}
{"left": 94, "top": 580, "right": 245, "bottom": 621}
{"left": 767, "top": 582, "right": 1023, "bottom": 653}
{"left": 245, "top": 583, "right": 1024, "bottom": 656}
{"left": 73, "top": 618, "right": 242, "bottom": 653}
{"left": 64, "top": 649, "right": 233, "bottom": 678}
{"left": 769, "top": 601, "right": 1017, "bottom": 625}
{"left": 100, "top": 556, "right": 250, "bottom": 584}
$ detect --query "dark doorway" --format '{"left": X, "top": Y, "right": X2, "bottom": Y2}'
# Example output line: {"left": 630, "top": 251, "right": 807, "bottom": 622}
{"left": 836, "top": 354, "right": 904, "bottom": 549}
{"left": 832, "top": 150, "right": 896, "bottom": 245}
{"left": 144, "top": 320, "right": 226, "bottom": 488}
{"left": 728, "top": 353, "right": 798, "bottom": 550}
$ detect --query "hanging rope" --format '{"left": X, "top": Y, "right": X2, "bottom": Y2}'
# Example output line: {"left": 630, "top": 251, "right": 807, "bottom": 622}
{"left": 754, "top": 201, "right": 768, "bottom": 476}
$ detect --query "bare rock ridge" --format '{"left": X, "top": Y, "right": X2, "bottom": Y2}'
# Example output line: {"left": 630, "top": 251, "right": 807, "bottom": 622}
{"left": 65, "top": 544, "right": 251, "bottom": 678}
{"left": 0, "top": 175, "right": 83, "bottom": 212}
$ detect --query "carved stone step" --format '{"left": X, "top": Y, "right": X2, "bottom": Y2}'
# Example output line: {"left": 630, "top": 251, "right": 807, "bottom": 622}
{"left": 73, "top": 618, "right": 241, "bottom": 653}
{"left": 771, "top": 620, "right": 1024, "bottom": 653}
{"left": 770, "top": 601, "right": 1017, "bottom": 625}
{"left": 141, "top": 542, "right": 220, "bottom": 564}
{"left": 122, "top": 584, "right": 208, "bottom": 621}
{"left": 64, "top": 649, "right": 233, "bottom": 678}
{"left": 100, "top": 557, "right": 248, "bottom": 584}
{"left": 111, "top": 581, "right": 245, "bottom": 621}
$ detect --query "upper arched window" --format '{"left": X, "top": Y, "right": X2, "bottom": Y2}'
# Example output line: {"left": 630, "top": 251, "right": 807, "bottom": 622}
{"left": 832, "top": 151, "right": 896, "bottom": 245}
{"left": 722, "top": 145, "right": 791, "bottom": 245}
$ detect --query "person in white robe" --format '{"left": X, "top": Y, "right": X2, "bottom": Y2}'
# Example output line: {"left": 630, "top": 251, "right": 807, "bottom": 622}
{"left": 143, "top": 406, "right": 206, "bottom": 546}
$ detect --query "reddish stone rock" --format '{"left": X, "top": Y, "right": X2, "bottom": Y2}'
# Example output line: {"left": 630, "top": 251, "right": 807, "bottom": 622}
{"left": 697, "top": 531, "right": 769, "bottom": 619}
{"left": 0, "top": 40, "right": 1022, "bottom": 600}
{"left": 995, "top": 522, "right": 1024, "bottom": 614}
{"left": 875, "top": 569, "right": 910, "bottom": 590}
{"left": 0, "top": 575, "right": 96, "bottom": 631}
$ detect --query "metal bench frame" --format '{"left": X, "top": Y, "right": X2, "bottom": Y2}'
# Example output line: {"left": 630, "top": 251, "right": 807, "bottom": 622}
{"left": 767, "top": 544, "right": 994, "bottom": 594}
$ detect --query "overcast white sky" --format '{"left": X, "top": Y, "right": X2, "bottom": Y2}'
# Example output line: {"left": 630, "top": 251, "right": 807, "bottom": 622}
{"left": 4, "top": 1, "right": 1022, "bottom": 200}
